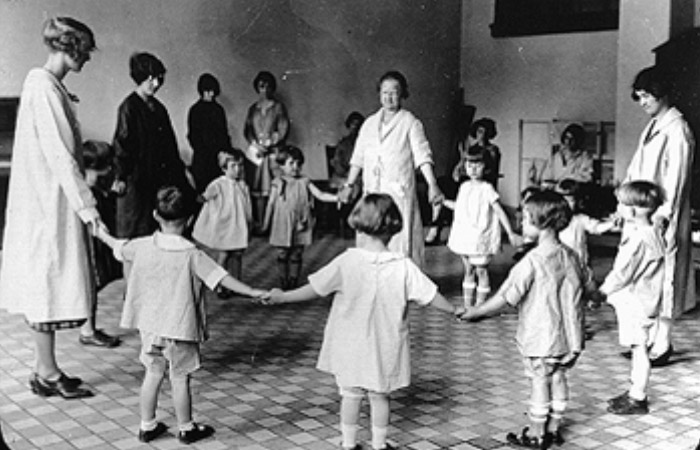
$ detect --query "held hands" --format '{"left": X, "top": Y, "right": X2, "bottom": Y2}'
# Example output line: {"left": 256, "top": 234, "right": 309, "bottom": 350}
{"left": 653, "top": 215, "right": 669, "bottom": 234}
{"left": 263, "top": 288, "right": 286, "bottom": 305}
{"left": 508, "top": 233, "right": 523, "bottom": 249}
{"left": 458, "top": 306, "right": 481, "bottom": 322}
{"left": 338, "top": 184, "right": 354, "bottom": 204}
{"left": 111, "top": 180, "right": 126, "bottom": 196}
{"left": 427, "top": 183, "right": 444, "bottom": 206}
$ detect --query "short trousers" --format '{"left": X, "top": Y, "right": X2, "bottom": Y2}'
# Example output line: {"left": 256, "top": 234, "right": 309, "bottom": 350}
{"left": 523, "top": 353, "right": 579, "bottom": 379}
{"left": 139, "top": 331, "right": 200, "bottom": 378}
{"left": 610, "top": 298, "right": 656, "bottom": 347}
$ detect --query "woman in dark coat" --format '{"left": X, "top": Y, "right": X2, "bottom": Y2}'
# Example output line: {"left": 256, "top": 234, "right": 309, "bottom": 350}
{"left": 112, "top": 52, "right": 192, "bottom": 238}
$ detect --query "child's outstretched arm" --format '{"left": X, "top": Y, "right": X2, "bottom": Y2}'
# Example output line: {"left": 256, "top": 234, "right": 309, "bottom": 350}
{"left": 443, "top": 199, "right": 456, "bottom": 210}
{"left": 493, "top": 201, "right": 521, "bottom": 246}
{"left": 427, "top": 292, "right": 465, "bottom": 318}
{"left": 267, "top": 284, "right": 322, "bottom": 304}
{"left": 461, "top": 294, "right": 509, "bottom": 321}
{"left": 309, "top": 182, "right": 338, "bottom": 203}
{"left": 218, "top": 274, "right": 267, "bottom": 299}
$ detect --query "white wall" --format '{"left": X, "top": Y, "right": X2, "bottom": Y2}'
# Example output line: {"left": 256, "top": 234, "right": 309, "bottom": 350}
{"left": 460, "top": 0, "right": 618, "bottom": 207}
{"left": 0, "top": 0, "right": 461, "bottom": 179}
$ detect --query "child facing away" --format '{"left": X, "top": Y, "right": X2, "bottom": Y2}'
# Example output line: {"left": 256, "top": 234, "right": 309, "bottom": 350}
{"left": 192, "top": 148, "right": 252, "bottom": 295}
{"left": 461, "top": 190, "right": 585, "bottom": 449}
{"left": 598, "top": 181, "right": 665, "bottom": 415}
{"left": 265, "top": 194, "right": 464, "bottom": 450}
{"left": 112, "top": 186, "right": 268, "bottom": 445}
{"left": 445, "top": 145, "right": 520, "bottom": 306}
{"left": 263, "top": 145, "right": 338, "bottom": 288}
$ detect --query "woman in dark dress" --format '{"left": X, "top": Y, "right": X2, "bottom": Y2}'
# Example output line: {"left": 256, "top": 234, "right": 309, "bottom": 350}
{"left": 112, "top": 52, "right": 193, "bottom": 238}
{"left": 187, "top": 73, "right": 231, "bottom": 193}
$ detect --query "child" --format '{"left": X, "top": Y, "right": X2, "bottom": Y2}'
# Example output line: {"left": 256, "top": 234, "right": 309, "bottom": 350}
{"left": 266, "top": 194, "right": 464, "bottom": 450}
{"left": 114, "top": 186, "right": 267, "bottom": 444}
{"left": 598, "top": 181, "right": 665, "bottom": 415}
{"left": 461, "top": 190, "right": 585, "bottom": 448}
{"left": 445, "top": 145, "right": 519, "bottom": 306}
{"left": 512, "top": 186, "right": 541, "bottom": 261}
{"left": 192, "top": 148, "right": 252, "bottom": 295}
{"left": 263, "top": 145, "right": 337, "bottom": 288}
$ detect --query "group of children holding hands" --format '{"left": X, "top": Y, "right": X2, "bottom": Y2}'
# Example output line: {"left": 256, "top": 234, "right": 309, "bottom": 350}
{"left": 89, "top": 137, "right": 668, "bottom": 450}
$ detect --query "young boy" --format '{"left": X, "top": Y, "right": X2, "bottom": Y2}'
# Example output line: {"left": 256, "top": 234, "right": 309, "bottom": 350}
{"left": 114, "top": 186, "right": 268, "bottom": 444}
{"left": 599, "top": 180, "right": 665, "bottom": 415}
{"left": 461, "top": 190, "right": 585, "bottom": 448}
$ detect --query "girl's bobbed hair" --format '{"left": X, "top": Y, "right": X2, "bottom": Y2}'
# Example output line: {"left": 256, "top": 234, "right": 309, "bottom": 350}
{"left": 197, "top": 73, "right": 220, "bottom": 96}
{"left": 253, "top": 71, "right": 277, "bottom": 93}
{"left": 43, "top": 17, "right": 96, "bottom": 61}
{"left": 616, "top": 180, "right": 664, "bottom": 211}
{"left": 218, "top": 147, "right": 245, "bottom": 169}
{"left": 523, "top": 190, "right": 572, "bottom": 233}
{"left": 275, "top": 145, "right": 305, "bottom": 165}
{"left": 348, "top": 193, "right": 403, "bottom": 237}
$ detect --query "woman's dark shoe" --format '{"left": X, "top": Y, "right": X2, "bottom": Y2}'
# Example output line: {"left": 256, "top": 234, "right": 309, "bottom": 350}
{"left": 29, "top": 373, "right": 93, "bottom": 399}
{"left": 138, "top": 422, "right": 168, "bottom": 443}
{"left": 607, "top": 391, "right": 629, "bottom": 407}
{"left": 543, "top": 430, "right": 565, "bottom": 447}
{"left": 650, "top": 344, "right": 673, "bottom": 367}
{"left": 178, "top": 423, "right": 214, "bottom": 444}
{"left": 79, "top": 329, "right": 121, "bottom": 348}
{"left": 57, "top": 372, "right": 83, "bottom": 389}
{"left": 506, "top": 427, "right": 548, "bottom": 449}
{"left": 607, "top": 395, "right": 648, "bottom": 415}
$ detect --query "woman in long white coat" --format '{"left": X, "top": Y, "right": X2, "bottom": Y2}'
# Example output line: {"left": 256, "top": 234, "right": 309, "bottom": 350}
{"left": 342, "top": 71, "right": 443, "bottom": 266}
{"left": 0, "top": 17, "right": 105, "bottom": 399}
{"left": 624, "top": 66, "right": 695, "bottom": 365}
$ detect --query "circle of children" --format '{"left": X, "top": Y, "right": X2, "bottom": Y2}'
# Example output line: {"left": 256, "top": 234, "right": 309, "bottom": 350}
{"left": 80, "top": 83, "right": 667, "bottom": 450}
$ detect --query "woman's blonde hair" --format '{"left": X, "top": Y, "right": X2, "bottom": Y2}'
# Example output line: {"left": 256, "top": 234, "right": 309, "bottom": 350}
{"left": 42, "top": 17, "right": 95, "bottom": 60}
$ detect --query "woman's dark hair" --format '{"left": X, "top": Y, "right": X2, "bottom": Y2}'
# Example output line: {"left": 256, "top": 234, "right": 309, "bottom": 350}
{"left": 275, "top": 145, "right": 305, "bottom": 166}
{"left": 345, "top": 111, "right": 365, "bottom": 129}
{"left": 631, "top": 66, "right": 671, "bottom": 102}
{"left": 253, "top": 71, "right": 277, "bottom": 93}
{"left": 218, "top": 147, "right": 245, "bottom": 169}
{"left": 155, "top": 186, "right": 190, "bottom": 221}
{"left": 523, "top": 190, "right": 572, "bottom": 233}
{"left": 130, "top": 52, "right": 166, "bottom": 85}
{"left": 469, "top": 118, "right": 497, "bottom": 140}
{"left": 616, "top": 180, "right": 664, "bottom": 211}
{"left": 197, "top": 73, "right": 220, "bottom": 96}
{"left": 561, "top": 124, "right": 586, "bottom": 150}
{"left": 377, "top": 70, "right": 409, "bottom": 100}
{"left": 348, "top": 193, "right": 403, "bottom": 237}
{"left": 42, "top": 17, "right": 96, "bottom": 61}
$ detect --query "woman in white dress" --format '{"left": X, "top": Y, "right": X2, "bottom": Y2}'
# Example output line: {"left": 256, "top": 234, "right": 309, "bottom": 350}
{"left": 624, "top": 66, "right": 695, "bottom": 366}
{"left": 0, "top": 17, "right": 107, "bottom": 399}
{"left": 342, "top": 71, "right": 443, "bottom": 266}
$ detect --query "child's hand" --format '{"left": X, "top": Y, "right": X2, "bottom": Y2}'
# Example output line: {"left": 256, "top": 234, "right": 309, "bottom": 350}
{"left": 459, "top": 306, "right": 481, "bottom": 322}
{"left": 587, "top": 290, "right": 605, "bottom": 310}
{"left": 250, "top": 289, "right": 269, "bottom": 301}
{"left": 509, "top": 233, "right": 523, "bottom": 248}
{"left": 453, "top": 305, "right": 466, "bottom": 319}
{"left": 267, "top": 288, "right": 286, "bottom": 304}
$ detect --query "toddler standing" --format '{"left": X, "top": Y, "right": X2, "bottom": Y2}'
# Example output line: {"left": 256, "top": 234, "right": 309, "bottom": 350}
{"left": 193, "top": 148, "right": 252, "bottom": 292}
{"left": 267, "top": 194, "right": 463, "bottom": 450}
{"left": 599, "top": 181, "right": 665, "bottom": 415}
{"left": 263, "top": 145, "right": 337, "bottom": 288}
{"left": 462, "top": 190, "right": 585, "bottom": 448}
{"left": 114, "top": 186, "right": 267, "bottom": 445}
{"left": 446, "top": 145, "right": 519, "bottom": 306}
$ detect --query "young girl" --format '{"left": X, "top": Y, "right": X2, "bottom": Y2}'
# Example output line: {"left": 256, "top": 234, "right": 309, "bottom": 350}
{"left": 263, "top": 145, "right": 337, "bottom": 288}
{"left": 445, "top": 146, "right": 519, "bottom": 306}
{"left": 462, "top": 190, "right": 586, "bottom": 448}
{"left": 192, "top": 148, "right": 252, "bottom": 295}
{"left": 266, "top": 194, "right": 463, "bottom": 450}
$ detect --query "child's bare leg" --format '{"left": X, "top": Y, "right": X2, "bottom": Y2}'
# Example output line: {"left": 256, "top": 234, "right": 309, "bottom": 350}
{"left": 629, "top": 344, "right": 650, "bottom": 400}
{"left": 548, "top": 368, "right": 569, "bottom": 437}
{"left": 339, "top": 388, "right": 363, "bottom": 449}
{"left": 528, "top": 372, "right": 551, "bottom": 438}
{"left": 288, "top": 246, "right": 304, "bottom": 288}
{"left": 171, "top": 374, "right": 193, "bottom": 428}
{"left": 228, "top": 250, "right": 244, "bottom": 280}
{"left": 460, "top": 256, "right": 476, "bottom": 307}
{"left": 276, "top": 247, "right": 291, "bottom": 289}
{"left": 474, "top": 264, "right": 490, "bottom": 306}
{"left": 368, "top": 391, "right": 390, "bottom": 450}
{"left": 140, "top": 369, "right": 165, "bottom": 424}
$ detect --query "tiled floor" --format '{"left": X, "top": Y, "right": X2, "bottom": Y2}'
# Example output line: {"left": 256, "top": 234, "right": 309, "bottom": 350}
{"left": 1, "top": 231, "right": 700, "bottom": 450}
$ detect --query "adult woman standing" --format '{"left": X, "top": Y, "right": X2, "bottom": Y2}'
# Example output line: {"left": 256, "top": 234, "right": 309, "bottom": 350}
{"left": 243, "top": 71, "right": 289, "bottom": 230}
{"left": 112, "top": 52, "right": 192, "bottom": 239}
{"left": 0, "top": 17, "right": 103, "bottom": 398}
{"left": 342, "top": 71, "right": 443, "bottom": 266}
{"left": 544, "top": 123, "right": 594, "bottom": 185}
{"left": 624, "top": 66, "right": 695, "bottom": 365}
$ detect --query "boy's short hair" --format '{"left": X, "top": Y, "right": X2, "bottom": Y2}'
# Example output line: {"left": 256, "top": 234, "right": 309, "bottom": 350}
{"left": 218, "top": 147, "right": 245, "bottom": 169}
{"left": 348, "top": 193, "right": 403, "bottom": 237}
{"left": 464, "top": 145, "right": 486, "bottom": 163}
{"left": 130, "top": 52, "right": 166, "bottom": 85}
{"left": 616, "top": 180, "right": 664, "bottom": 212}
{"left": 275, "top": 145, "right": 305, "bottom": 166}
{"left": 156, "top": 186, "right": 190, "bottom": 222}
{"left": 555, "top": 178, "right": 580, "bottom": 197}
{"left": 197, "top": 73, "right": 220, "bottom": 96}
{"left": 523, "top": 190, "right": 572, "bottom": 233}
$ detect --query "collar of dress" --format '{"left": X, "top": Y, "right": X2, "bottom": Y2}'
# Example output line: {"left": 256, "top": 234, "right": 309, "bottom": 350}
{"left": 153, "top": 232, "right": 195, "bottom": 251}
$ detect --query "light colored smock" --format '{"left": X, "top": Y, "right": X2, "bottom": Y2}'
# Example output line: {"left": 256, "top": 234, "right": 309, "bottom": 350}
{"left": 193, "top": 176, "right": 252, "bottom": 251}
{"left": 447, "top": 180, "right": 502, "bottom": 256}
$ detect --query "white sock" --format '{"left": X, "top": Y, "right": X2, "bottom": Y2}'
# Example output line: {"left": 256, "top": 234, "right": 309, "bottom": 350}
{"left": 371, "top": 426, "right": 388, "bottom": 449}
{"left": 140, "top": 418, "right": 157, "bottom": 431}
{"left": 341, "top": 423, "right": 358, "bottom": 448}
{"left": 179, "top": 421, "right": 194, "bottom": 432}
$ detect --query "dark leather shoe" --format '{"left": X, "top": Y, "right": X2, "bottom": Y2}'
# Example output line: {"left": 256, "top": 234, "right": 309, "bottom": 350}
{"left": 79, "top": 329, "right": 121, "bottom": 348}
{"left": 138, "top": 422, "right": 168, "bottom": 443}
{"left": 178, "top": 423, "right": 214, "bottom": 444}
{"left": 29, "top": 373, "right": 93, "bottom": 399}
{"left": 607, "top": 395, "right": 648, "bottom": 415}
{"left": 607, "top": 391, "right": 629, "bottom": 406}
{"left": 650, "top": 345, "right": 673, "bottom": 367}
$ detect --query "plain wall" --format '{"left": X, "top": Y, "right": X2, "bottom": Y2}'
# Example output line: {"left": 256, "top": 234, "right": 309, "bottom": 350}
{"left": 460, "top": 0, "right": 618, "bottom": 207}
{"left": 0, "top": 0, "right": 461, "bottom": 179}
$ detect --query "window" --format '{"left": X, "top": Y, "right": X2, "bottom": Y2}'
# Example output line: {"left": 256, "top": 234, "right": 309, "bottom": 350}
{"left": 491, "top": 0, "right": 619, "bottom": 38}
